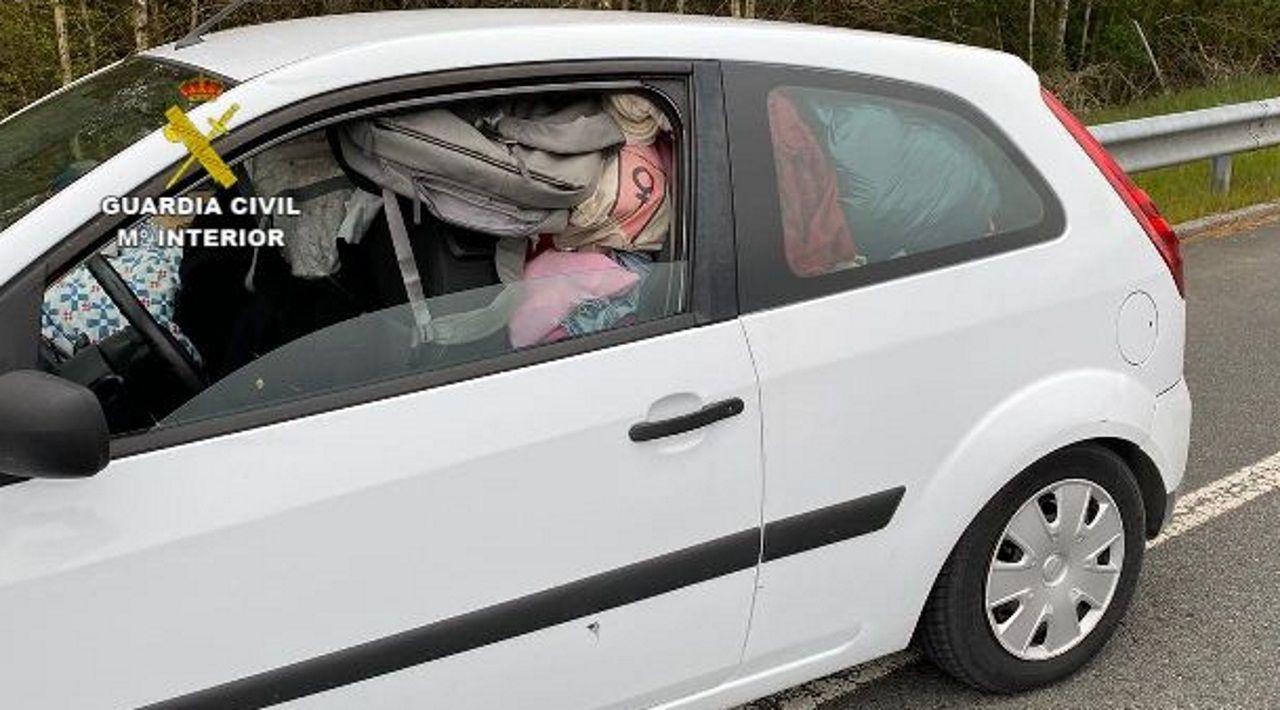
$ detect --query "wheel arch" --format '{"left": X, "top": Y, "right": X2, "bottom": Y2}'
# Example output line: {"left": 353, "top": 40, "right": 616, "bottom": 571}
{"left": 902, "top": 435, "right": 1162, "bottom": 654}
{"left": 871, "top": 369, "right": 1168, "bottom": 653}
{"left": 1089, "top": 437, "right": 1168, "bottom": 540}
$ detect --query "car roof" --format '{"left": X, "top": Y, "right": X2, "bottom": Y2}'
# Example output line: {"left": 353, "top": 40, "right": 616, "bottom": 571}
{"left": 1, "top": 9, "right": 1056, "bottom": 292}
{"left": 145, "top": 8, "right": 1006, "bottom": 82}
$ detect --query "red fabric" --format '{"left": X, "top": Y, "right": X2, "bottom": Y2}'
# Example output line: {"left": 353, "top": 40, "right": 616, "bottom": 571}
{"left": 767, "top": 90, "right": 858, "bottom": 277}
{"left": 529, "top": 234, "right": 557, "bottom": 260}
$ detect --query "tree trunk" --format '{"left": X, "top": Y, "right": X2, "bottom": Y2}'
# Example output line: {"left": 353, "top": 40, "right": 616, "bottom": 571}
{"left": 132, "top": 0, "right": 148, "bottom": 51}
{"left": 190, "top": 0, "right": 200, "bottom": 31}
{"left": 1026, "top": 0, "right": 1035, "bottom": 68}
{"left": 1048, "top": 0, "right": 1070, "bottom": 71}
{"left": 1078, "top": 2, "right": 1092, "bottom": 62}
{"left": 52, "top": 0, "right": 73, "bottom": 85}
{"left": 77, "top": 0, "right": 96, "bottom": 68}
{"left": 675, "top": 0, "right": 685, "bottom": 12}
{"left": 1132, "top": 18, "right": 1167, "bottom": 91}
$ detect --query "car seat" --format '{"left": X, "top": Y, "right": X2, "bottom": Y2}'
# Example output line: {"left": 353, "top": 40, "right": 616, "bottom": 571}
{"left": 42, "top": 220, "right": 200, "bottom": 362}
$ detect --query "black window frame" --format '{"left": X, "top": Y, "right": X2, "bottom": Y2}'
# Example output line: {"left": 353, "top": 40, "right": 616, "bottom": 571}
{"left": 723, "top": 61, "right": 1066, "bottom": 313}
{"left": 0, "top": 59, "right": 737, "bottom": 464}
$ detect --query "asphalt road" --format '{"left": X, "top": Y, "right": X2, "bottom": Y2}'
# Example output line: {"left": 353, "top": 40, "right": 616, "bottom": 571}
{"left": 748, "top": 223, "right": 1280, "bottom": 710}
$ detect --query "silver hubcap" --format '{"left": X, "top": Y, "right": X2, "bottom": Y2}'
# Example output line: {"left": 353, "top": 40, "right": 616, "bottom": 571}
{"left": 985, "top": 479, "right": 1125, "bottom": 661}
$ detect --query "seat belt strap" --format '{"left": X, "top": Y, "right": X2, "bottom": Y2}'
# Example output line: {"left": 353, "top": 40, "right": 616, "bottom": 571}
{"left": 494, "top": 236, "right": 527, "bottom": 284}
{"left": 417, "top": 237, "right": 526, "bottom": 346}
{"left": 382, "top": 189, "right": 432, "bottom": 344}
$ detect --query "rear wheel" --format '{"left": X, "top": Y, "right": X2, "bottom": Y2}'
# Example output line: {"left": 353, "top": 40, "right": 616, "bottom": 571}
{"left": 920, "top": 444, "right": 1145, "bottom": 692}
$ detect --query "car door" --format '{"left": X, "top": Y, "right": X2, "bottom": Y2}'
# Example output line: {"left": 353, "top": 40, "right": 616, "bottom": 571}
{"left": 721, "top": 62, "right": 1067, "bottom": 677}
{"left": 0, "top": 64, "right": 762, "bottom": 710}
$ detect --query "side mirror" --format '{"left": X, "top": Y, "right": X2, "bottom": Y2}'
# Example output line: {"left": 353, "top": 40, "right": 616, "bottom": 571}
{"left": 0, "top": 370, "right": 109, "bottom": 479}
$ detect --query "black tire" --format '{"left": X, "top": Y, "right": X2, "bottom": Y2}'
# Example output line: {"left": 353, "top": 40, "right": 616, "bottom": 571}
{"left": 919, "top": 444, "right": 1146, "bottom": 693}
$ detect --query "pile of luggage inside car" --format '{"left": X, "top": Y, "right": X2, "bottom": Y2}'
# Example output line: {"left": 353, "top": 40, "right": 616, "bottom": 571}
{"left": 251, "top": 90, "right": 676, "bottom": 350}
{"left": 41, "top": 89, "right": 678, "bottom": 390}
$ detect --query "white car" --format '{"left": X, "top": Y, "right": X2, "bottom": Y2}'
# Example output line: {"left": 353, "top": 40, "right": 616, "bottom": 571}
{"left": 0, "top": 10, "right": 1190, "bottom": 710}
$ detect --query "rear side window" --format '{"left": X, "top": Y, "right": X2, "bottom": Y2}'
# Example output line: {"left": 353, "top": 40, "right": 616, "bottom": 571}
{"left": 726, "top": 63, "right": 1062, "bottom": 310}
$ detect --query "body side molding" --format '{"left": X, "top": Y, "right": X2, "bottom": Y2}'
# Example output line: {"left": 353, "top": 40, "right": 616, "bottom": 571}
{"left": 144, "top": 486, "right": 905, "bottom": 709}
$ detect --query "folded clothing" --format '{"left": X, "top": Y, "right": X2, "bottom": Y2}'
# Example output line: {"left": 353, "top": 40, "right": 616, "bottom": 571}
{"left": 509, "top": 250, "right": 640, "bottom": 348}
{"left": 561, "top": 251, "right": 653, "bottom": 338}
{"left": 606, "top": 93, "right": 673, "bottom": 146}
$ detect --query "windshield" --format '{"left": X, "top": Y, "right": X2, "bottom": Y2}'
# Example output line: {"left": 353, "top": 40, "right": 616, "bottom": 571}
{"left": 0, "top": 58, "right": 231, "bottom": 232}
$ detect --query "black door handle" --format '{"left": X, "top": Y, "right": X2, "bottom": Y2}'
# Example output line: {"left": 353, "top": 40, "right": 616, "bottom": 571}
{"left": 629, "top": 398, "right": 746, "bottom": 443}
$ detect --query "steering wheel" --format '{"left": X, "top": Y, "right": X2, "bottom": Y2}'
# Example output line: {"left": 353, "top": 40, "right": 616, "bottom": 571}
{"left": 86, "top": 255, "right": 205, "bottom": 393}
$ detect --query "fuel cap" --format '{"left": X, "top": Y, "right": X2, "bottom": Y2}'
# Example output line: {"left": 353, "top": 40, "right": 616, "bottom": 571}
{"left": 1117, "top": 291, "right": 1158, "bottom": 366}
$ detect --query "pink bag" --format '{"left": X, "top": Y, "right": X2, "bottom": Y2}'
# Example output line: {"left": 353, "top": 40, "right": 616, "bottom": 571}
{"left": 554, "top": 141, "right": 672, "bottom": 252}
{"left": 509, "top": 250, "right": 640, "bottom": 348}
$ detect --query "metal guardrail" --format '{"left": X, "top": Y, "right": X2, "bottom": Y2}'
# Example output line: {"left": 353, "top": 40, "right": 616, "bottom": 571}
{"left": 1090, "top": 98, "right": 1280, "bottom": 194}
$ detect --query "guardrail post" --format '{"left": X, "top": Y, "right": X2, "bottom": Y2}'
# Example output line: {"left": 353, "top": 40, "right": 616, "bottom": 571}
{"left": 1092, "top": 98, "right": 1280, "bottom": 185}
{"left": 1211, "top": 155, "right": 1233, "bottom": 195}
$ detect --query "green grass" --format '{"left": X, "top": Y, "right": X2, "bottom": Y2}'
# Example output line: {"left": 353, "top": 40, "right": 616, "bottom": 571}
{"left": 1082, "top": 74, "right": 1280, "bottom": 124}
{"left": 1082, "top": 75, "right": 1280, "bottom": 224}
{"left": 1126, "top": 151, "right": 1280, "bottom": 224}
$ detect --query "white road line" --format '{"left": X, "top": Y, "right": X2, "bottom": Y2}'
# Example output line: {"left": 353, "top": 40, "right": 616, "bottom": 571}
{"left": 1150, "top": 450, "right": 1280, "bottom": 547}
{"left": 753, "top": 450, "right": 1280, "bottom": 708}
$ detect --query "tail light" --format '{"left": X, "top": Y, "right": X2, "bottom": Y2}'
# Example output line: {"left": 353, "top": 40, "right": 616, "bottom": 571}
{"left": 1041, "top": 89, "right": 1184, "bottom": 297}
